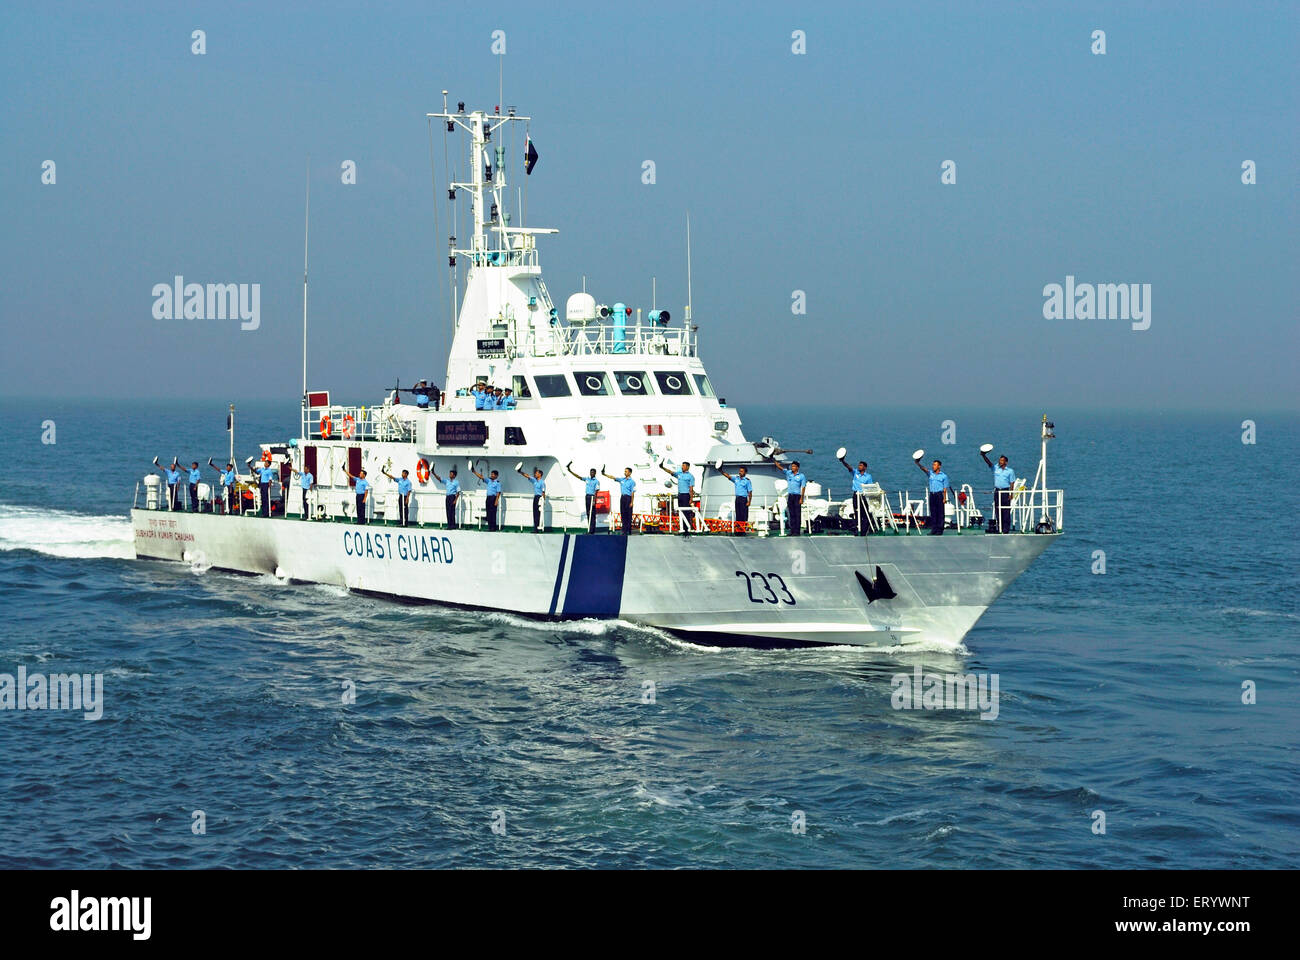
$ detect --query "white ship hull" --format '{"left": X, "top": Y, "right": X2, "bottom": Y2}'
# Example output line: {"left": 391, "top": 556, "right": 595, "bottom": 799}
{"left": 131, "top": 509, "right": 1056, "bottom": 647}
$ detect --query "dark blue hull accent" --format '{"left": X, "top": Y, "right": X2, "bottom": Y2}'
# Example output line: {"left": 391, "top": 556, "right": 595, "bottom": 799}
{"left": 548, "top": 534, "right": 571, "bottom": 615}
{"left": 561, "top": 534, "right": 628, "bottom": 617}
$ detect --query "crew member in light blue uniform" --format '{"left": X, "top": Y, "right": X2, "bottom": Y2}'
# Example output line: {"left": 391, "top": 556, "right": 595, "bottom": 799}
{"left": 213, "top": 460, "right": 238, "bottom": 514}
{"left": 155, "top": 459, "right": 182, "bottom": 511}
{"left": 343, "top": 465, "right": 369, "bottom": 524}
{"left": 502, "top": 389, "right": 517, "bottom": 410}
{"left": 185, "top": 461, "right": 203, "bottom": 512}
{"left": 981, "top": 449, "right": 1017, "bottom": 534}
{"left": 291, "top": 461, "right": 316, "bottom": 520}
{"left": 839, "top": 453, "right": 877, "bottom": 535}
{"left": 567, "top": 462, "right": 603, "bottom": 533}
{"left": 717, "top": 464, "right": 753, "bottom": 535}
{"left": 430, "top": 464, "right": 461, "bottom": 529}
{"left": 782, "top": 461, "right": 808, "bottom": 536}
{"left": 473, "top": 384, "right": 489, "bottom": 410}
{"left": 915, "top": 457, "right": 950, "bottom": 535}
{"left": 604, "top": 467, "right": 636, "bottom": 534}
{"left": 516, "top": 466, "right": 546, "bottom": 531}
{"left": 471, "top": 465, "right": 502, "bottom": 530}
{"left": 659, "top": 460, "right": 697, "bottom": 534}
{"left": 256, "top": 461, "right": 278, "bottom": 518}
{"left": 381, "top": 465, "right": 412, "bottom": 527}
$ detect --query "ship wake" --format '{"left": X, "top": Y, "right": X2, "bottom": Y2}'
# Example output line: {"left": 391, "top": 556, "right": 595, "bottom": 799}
{"left": 0, "top": 504, "right": 135, "bottom": 560}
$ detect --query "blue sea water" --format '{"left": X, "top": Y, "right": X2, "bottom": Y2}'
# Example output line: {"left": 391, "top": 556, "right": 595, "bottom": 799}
{"left": 0, "top": 398, "right": 1295, "bottom": 868}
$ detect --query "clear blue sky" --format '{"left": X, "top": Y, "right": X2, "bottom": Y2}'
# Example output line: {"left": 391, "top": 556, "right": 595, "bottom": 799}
{"left": 1, "top": 0, "right": 1296, "bottom": 410}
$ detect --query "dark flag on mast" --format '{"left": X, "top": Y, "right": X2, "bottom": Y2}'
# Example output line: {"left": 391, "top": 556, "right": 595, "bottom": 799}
{"left": 525, "top": 137, "right": 539, "bottom": 175}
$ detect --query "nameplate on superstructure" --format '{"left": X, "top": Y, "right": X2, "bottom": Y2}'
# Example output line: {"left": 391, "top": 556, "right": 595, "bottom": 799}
{"left": 476, "top": 338, "right": 506, "bottom": 358}
{"left": 436, "top": 420, "right": 488, "bottom": 446}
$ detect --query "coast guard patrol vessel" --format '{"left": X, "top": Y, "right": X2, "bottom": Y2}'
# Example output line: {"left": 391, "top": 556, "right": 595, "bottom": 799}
{"left": 130, "top": 101, "right": 1064, "bottom": 647}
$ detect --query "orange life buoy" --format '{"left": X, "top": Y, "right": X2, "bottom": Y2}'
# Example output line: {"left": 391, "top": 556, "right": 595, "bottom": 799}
{"left": 341, "top": 414, "right": 356, "bottom": 439}
{"left": 320, "top": 415, "right": 333, "bottom": 438}
{"left": 415, "top": 459, "right": 431, "bottom": 484}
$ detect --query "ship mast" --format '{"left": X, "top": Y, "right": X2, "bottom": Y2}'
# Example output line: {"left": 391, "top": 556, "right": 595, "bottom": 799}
{"left": 427, "top": 105, "right": 552, "bottom": 332}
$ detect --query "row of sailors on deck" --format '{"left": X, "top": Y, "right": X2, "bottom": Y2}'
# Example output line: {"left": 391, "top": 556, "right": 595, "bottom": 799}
{"left": 470, "top": 383, "right": 517, "bottom": 410}
{"left": 155, "top": 448, "right": 1020, "bottom": 535}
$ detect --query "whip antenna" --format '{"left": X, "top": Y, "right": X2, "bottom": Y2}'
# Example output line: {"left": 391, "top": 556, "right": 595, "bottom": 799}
{"left": 301, "top": 157, "right": 310, "bottom": 400}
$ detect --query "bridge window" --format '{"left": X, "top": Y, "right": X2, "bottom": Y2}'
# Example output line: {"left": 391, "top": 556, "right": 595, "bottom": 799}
{"left": 654, "top": 371, "right": 692, "bottom": 396}
{"left": 511, "top": 375, "right": 532, "bottom": 398}
{"left": 614, "top": 371, "right": 649, "bottom": 395}
{"left": 693, "top": 374, "right": 715, "bottom": 398}
{"left": 533, "top": 374, "right": 572, "bottom": 398}
{"left": 575, "top": 371, "right": 612, "bottom": 396}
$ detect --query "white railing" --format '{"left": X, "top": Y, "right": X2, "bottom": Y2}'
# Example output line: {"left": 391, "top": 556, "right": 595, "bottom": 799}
{"left": 302, "top": 404, "right": 415, "bottom": 443}
{"left": 1012, "top": 486, "right": 1065, "bottom": 533}
{"left": 510, "top": 323, "right": 697, "bottom": 359}
{"left": 138, "top": 472, "right": 1065, "bottom": 535}
{"left": 894, "top": 486, "right": 1065, "bottom": 533}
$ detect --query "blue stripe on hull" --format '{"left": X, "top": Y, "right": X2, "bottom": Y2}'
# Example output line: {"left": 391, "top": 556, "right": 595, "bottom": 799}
{"left": 562, "top": 535, "right": 628, "bottom": 617}
{"left": 548, "top": 534, "right": 571, "bottom": 615}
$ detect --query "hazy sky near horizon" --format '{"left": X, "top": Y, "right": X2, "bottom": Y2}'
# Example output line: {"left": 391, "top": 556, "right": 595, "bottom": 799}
{"left": 2, "top": 0, "right": 1296, "bottom": 411}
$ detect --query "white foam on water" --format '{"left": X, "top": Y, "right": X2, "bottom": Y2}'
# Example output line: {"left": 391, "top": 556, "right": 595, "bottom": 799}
{"left": 0, "top": 503, "right": 134, "bottom": 560}
{"left": 481, "top": 611, "right": 677, "bottom": 642}
{"left": 310, "top": 583, "right": 350, "bottom": 599}
{"left": 1218, "top": 606, "right": 1299, "bottom": 621}
{"left": 645, "top": 633, "right": 725, "bottom": 654}
{"left": 631, "top": 783, "right": 696, "bottom": 808}
{"left": 479, "top": 610, "right": 969, "bottom": 657}
{"left": 855, "top": 808, "right": 934, "bottom": 827}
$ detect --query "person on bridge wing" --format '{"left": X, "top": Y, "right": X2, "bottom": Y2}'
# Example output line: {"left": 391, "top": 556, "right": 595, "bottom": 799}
{"left": 381, "top": 465, "right": 412, "bottom": 527}
{"left": 717, "top": 465, "right": 753, "bottom": 535}
{"left": 567, "top": 462, "right": 601, "bottom": 534}
{"left": 342, "top": 465, "right": 370, "bottom": 524}
{"left": 429, "top": 464, "right": 460, "bottom": 530}
{"left": 659, "top": 459, "right": 697, "bottom": 535}
{"left": 516, "top": 466, "right": 546, "bottom": 531}
{"left": 501, "top": 388, "right": 516, "bottom": 410}
{"left": 838, "top": 454, "right": 877, "bottom": 535}
{"left": 980, "top": 449, "right": 1017, "bottom": 534}
{"left": 603, "top": 466, "right": 636, "bottom": 535}
{"left": 915, "top": 457, "right": 950, "bottom": 535}
{"left": 470, "top": 465, "right": 502, "bottom": 530}
{"left": 290, "top": 460, "right": 316, "bottom": 520}
{"left": 154, "top": 458, "right": 182, "bottom": 510}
